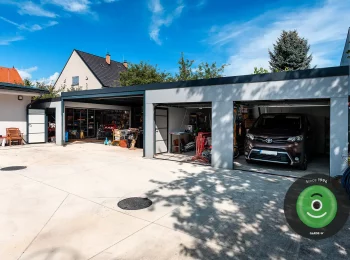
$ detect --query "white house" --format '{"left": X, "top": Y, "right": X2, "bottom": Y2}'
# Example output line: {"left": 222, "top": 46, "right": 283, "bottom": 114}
{"left": 0, "top": 82, "right": 48, "bottom": 143}
{"left": 54, "top": 50, "right": 128, "bottom": 91}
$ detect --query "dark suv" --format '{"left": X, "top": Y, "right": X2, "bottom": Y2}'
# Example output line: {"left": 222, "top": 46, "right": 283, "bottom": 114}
{"left": 244, "top": 113, "right": 312, "bottom": 170}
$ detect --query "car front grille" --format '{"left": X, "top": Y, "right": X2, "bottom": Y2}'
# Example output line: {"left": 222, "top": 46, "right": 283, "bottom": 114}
{"left": 254, "top": 137, "right": 289, "bottom": 144}
{"left": 249, "top": 150, "right": 291, "bottom": 164}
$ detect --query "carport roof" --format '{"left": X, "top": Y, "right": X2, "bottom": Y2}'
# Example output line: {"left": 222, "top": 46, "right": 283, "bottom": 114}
{"left": 0, "top": 82, "right": 49, "bottom": 94}
{"left": 61, "top": 66, "right": 349, "bottom": 99}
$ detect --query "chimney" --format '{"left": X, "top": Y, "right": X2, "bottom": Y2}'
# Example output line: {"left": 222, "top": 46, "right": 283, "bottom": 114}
{"left": 123, "top": 60, "right": 128, "bottom": 68}
{"left": 106, "top": 52, "right": 111, "bottom": 65}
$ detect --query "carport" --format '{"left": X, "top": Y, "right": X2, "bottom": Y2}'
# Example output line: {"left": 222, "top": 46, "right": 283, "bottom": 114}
{"left": 61, "top": 89, "right": 145, "bottom": 152}
{"left": 35, "top": 87, "right": 145, "bottom": 155}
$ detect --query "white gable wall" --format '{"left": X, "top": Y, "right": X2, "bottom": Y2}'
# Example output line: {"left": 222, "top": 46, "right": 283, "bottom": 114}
{"left": 54, "top": 50, "right": 103, "bottom": 91}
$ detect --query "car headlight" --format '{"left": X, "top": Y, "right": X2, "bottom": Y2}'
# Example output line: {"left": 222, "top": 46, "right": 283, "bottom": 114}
{"left": 246, "top": 133, "right": 254, "bottom": 140}
{"left": 287, "top": 135, "right": 303, "bottom": 142}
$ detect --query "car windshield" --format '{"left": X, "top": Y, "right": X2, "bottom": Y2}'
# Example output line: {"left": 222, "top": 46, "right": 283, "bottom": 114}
{"left": 254, "top": 115, "right": 302, "bottom": 130}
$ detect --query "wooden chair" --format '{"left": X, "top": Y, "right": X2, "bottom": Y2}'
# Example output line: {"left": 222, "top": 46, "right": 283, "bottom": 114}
{"left": 6, "top": 128, "right": 23, "bottom": 146}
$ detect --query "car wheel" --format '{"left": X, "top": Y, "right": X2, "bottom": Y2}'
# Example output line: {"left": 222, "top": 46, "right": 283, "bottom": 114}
{"left": 299, "top": 155, "right": 308, "bottom": 171}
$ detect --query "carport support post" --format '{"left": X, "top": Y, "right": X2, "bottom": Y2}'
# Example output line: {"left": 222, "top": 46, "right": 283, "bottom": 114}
{"left": 211, "top": 101, "right": 234, "bottom": 169}
{"left": 330, "top": 97, "right": 348, "bottom": 176}
{"left": 144, "top": 102, "right": 154, "bottom": 158}
{"left": 55, "top": 100, "right": 63, "bottom": 145}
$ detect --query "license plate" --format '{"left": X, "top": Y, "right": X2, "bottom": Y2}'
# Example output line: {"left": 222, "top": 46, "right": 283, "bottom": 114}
{"left": 260, "top": 150, "right": 277, "bottom": 156}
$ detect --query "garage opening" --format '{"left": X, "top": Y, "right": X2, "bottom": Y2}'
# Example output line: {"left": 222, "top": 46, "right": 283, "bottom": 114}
{"left": 233, "top": 99, "right": 330, "bottom": 178}
{"left": 46, "top": 108, "right": 56, "bottom": 143}
{"left": 63, "top": 94, "right": 144, "bottom": 153}
{"left": 154, "top": 102, "right": 212, "bottom": 166}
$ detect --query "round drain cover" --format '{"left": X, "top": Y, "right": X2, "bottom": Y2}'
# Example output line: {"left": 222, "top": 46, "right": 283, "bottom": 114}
{"left": 1, "top": 166, "right": 27, "bottom": 171}
{"left": 118, "top": 197, "right": 152, "bottom": 210}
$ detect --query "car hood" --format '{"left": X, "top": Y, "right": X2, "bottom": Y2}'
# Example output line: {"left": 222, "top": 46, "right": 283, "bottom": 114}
{"left": 248, "top": 128, "right": 302, "bottom": 138}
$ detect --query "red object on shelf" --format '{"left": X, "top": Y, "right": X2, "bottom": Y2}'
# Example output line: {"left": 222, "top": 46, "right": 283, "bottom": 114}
{"left": 103, "top": 124, "right": 117, "bottom": 132}
{"left": 192, "top": 132, "right": 211, "bottom": 163}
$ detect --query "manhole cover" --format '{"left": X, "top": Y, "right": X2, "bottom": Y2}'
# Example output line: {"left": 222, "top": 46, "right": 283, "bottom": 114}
{"left": 1, "top": 166, "right": 27, "bottom": 171}
{"left": 118, "top": 197, "right": 152, "bottom": 210}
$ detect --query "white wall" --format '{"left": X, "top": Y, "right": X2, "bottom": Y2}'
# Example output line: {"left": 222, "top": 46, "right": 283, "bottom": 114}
{"left": 146, "top": 76, "right": 348, "bottom": 104}
{"left": 55, "top": 50, "right": 103, "bottom": 91}
{"left": 167, "top": 107, "right": 187, "bottom": 152}
{"left": 0, "top": 94, "right": 32, "bottom": 141}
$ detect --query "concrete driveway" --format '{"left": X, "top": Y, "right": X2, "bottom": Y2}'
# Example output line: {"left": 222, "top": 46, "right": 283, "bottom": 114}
{"left": 0, "top": 144, "right": 349, "bottom": 260}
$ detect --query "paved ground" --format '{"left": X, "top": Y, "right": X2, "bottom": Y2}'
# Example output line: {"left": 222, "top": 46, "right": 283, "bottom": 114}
{"left": 0, "top": 144, "right": 349, "bottom": 260}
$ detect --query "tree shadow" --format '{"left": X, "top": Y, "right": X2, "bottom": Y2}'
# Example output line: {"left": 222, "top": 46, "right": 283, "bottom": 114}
{"left": 145, "top": 168, "right": 350, "bottom": 259}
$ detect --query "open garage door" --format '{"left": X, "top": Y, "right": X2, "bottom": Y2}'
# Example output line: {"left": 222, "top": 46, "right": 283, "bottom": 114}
{"left": 233, "top": 99, "right": 330, "bottom": 178}
{"left": 154, "top": 107, "right": 168, "bottom": 154}
{"left": 27, "top": 109, "right": 46, "bottom": 144}
{"left": 153, "top": 102, "right": 212, "bottom": 165}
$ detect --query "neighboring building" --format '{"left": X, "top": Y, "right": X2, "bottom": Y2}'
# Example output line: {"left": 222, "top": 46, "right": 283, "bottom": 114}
{"left": 340, "top": 28, "right": 350, "bottom": 66}
{"left": 0, "top": 82, "right": 48, "bottom": 142}
{"left": 0, "top": 66, "right": 24, "bottom": 85}
{"left": 54, "top": 50, "right": 128, "bottom": 91}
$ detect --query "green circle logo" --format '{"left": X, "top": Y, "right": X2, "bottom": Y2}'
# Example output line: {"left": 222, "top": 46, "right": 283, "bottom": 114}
{"left": 296, "top": 185, "right": 337, "bottom": 229}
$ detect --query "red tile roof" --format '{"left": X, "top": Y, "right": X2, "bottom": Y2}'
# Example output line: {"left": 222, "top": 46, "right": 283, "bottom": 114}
{"left": 0, "top": 66, "right": 24, "bottom": 85}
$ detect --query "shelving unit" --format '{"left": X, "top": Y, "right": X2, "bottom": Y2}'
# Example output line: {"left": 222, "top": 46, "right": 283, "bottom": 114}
{"left": 87, "top": 109, "right": 95, "bottom": 137}
{"left": 65, "top": 108, "right": 131, "bottom": 140}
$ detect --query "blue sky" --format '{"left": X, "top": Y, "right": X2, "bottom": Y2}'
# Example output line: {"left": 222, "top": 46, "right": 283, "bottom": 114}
{"left": 0, "top": 0, "right": 349, "bottom": 84}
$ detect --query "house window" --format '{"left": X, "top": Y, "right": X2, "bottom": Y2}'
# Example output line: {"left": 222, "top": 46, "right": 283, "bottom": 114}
{"left": 72, "top": 76, "right": 79, "bottom": 86}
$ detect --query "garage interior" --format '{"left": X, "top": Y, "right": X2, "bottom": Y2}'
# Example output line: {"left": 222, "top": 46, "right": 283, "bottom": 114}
{"left": 233, "top": 99, "right": 330, "bottom": 178}
{"left": 154, "top": 102, "right": 212, "bottom": 166}
{"left": 62, "top": 95, "right": 144, "bottom": 149}
{"left": 46, "top": 108, "right": 56, "bottom": 143}
{"left": 33, "top": 94, "right": 143, "bottom": 152}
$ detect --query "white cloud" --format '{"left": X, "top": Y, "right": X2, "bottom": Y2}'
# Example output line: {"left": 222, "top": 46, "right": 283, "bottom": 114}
{"left": 38, "top": 72, "right": 60, "bottom": 85}
{"left": 208, "top": 0, "right": 350, "bottom": 76}
{"left": 47, "top": 0, "right": 91, "bottom": 13}
{"left": 0, "top": 36, "right": 24, "bottom": 45}
{"left": 0, "top": 16, "right": 58, "bottom": 32}
{"left": 17, "top": 66, "right": 38, "bottom": 79}
{"left": 148, "top": 0, "right": 184, "bottom": 45}
{"left": 196, "top": 0, "right": 206, "bottom": 8}
{"left": 18, "top": 1, "right": 57, "bottom": 18}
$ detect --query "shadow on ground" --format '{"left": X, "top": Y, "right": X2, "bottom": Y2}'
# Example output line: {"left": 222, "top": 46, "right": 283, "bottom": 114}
{"left": 146, "top": 168, "right": 350, "bottom": 260}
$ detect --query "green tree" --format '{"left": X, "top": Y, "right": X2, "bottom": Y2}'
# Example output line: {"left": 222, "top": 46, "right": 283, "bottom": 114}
{"left": 119, "top": 61, "right": 172, "bottom": 86}
{"left": 175, "top": 52, "right": 227, "bottom": 81}
{"left": 196, "top": 62, "right": 226, "bottom": 79}
{"left": 35, "top": 81, "right": 64, "bottom": 99}
{"left": 23, "top": 79, "right": 64, "bottom": 99}
{"left": 269, "top": 30, "right": 312, "bottom": 71}
{"left": 253, "top": 67, "right": 269, "bottom": 74}
{"left": 175, "top": 53, "right": 196, "bottom": 81}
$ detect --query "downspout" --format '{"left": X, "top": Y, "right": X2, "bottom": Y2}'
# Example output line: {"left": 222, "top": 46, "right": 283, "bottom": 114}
{"left": 26, "top": 94, "right": 43, "bottom": 144}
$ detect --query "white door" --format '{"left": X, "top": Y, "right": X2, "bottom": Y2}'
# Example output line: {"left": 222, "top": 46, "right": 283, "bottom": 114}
{"left": 28, "top": 109, "right": 46, "bottom": 143}
{"left": 155, "top": 108, "right": 168, "bottom": 154}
